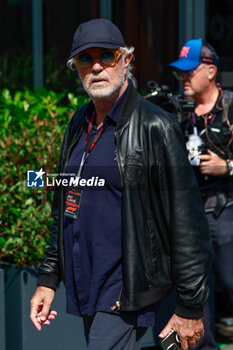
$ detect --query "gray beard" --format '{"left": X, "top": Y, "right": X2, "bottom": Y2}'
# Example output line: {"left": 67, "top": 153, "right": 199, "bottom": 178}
{"left": 83, "top": 63, "right": 126, "bottom": 104}
{"left": 87, "top": 82, "right": 124, "bottom": 103}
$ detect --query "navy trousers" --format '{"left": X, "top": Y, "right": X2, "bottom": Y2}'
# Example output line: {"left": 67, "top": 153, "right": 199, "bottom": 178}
{"left": 195, "top": 205, "right": 233, "bottom": 350}
{"left": 83, "top": 312, "right": 147, "bottom": 350}
{"left": 208, "top": 206, "right": 233, "bottom": 312}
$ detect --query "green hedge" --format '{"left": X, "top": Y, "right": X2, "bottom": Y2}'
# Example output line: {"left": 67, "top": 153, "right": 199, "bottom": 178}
{"left": 0, "top": 88, "right": 89, "bottom": 266}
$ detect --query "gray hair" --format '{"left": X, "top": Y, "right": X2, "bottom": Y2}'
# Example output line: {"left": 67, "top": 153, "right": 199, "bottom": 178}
{"left": 67, "top": 46, "right": 135, "bottom": 79}
{"left": 120, "top": 46, "right": 135, "bottom": 79}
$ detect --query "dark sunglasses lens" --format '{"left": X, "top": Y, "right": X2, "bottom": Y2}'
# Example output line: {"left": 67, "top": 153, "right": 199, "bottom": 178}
{"left": 78, "top": 53, "right": 92, "bottom": 66}
{"left": 100, "top": 51, "right": 115, "bottom": 64}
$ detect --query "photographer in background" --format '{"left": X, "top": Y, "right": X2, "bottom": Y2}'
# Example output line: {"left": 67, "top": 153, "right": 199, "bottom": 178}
{"left": 169, "top": 38, "right": 233, "bottom": 349}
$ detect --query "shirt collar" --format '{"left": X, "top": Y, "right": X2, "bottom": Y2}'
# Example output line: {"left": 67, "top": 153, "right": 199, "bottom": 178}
{"left": 85, "top": 83, "right": 130, "bottom": 125}
{"left": 107, "top": 83, "right": 130, "bottom": 123}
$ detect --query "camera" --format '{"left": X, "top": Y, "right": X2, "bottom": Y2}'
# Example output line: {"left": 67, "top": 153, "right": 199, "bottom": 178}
{"left": 186, "top": 130, "right": 208, "bottom": 166}
{"left": 160, "top": 330, "right": 181, "bottom": 350}
{"left": 144, "top": 81, "right": 195, "bottom": 123}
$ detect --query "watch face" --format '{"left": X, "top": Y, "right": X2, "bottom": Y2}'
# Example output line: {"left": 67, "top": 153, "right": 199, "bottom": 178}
{"left": 226, "top": 159, "right": 233, "bottom": 175}
{"left": 230, "top": 164, "right": 233, "bottom": 175}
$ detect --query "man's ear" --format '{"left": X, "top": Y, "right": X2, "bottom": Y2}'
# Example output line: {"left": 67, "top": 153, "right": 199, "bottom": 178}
{"left": 67, "top": 58, "right": 80, "bottom": 78}
{"left": 208, "top": 64, "right": 217, "bottom": 79}
{"left": 124, "top": 53, "right": 133, "bottom": 74}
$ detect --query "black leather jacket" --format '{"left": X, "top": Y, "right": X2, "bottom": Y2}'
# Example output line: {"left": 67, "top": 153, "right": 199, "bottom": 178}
{"left": 38, "top": 82, "right": 213, "bottom": 318}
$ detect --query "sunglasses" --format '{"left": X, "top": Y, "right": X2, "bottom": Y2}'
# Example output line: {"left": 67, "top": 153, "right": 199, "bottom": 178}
{"left": 73, "top": 49, "right": 121, "bottom": 68}
{"left": 173, "top": 64, "right": 208, "bottom": 80}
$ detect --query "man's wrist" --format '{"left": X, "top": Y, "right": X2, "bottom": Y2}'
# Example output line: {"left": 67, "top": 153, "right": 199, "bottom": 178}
{"left": 226, "top": 159, "right": 233, "bottom": 176}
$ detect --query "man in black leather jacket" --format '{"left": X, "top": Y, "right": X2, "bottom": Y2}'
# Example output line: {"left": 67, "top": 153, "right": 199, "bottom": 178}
{"left": 30, "top": 19, "right": 213, "bottom": 350}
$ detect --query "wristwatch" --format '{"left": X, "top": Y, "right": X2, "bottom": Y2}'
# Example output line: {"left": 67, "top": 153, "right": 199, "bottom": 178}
{"left": 226, "top": 159, "right": 233, "bottom": 176}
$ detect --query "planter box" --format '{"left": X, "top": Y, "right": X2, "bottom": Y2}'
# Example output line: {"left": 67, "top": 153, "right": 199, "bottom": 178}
{"left": 0, "top": 268, "right": 6, "bottom": 350}
{"left": 4, "top": 265, "right": 86, "bottom": 350}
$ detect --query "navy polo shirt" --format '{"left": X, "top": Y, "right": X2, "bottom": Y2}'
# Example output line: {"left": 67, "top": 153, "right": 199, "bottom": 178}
{"left": 64, "top": 85, "right": 159, "bottom": 327}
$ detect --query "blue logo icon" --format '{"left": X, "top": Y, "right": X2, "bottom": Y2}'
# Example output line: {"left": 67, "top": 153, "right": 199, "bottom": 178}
{"left": 27, "top": 169, "right": 45, "bottom": 187}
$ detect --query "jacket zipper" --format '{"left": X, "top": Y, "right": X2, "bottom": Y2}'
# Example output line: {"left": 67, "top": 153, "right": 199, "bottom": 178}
{"left": 64, "top": 140, "right": 77, "bottom": 170}
{"left": 111, "top": 288, "right": 122, "bottom": 312}
{"left": 115, "top": 132, "right": 123, "bottom": 186}
{"left": 111, "top": 133, "right": 124, "bottom": 312}
{"left": 64, "top": 127, "right": 84, "bottom": 171}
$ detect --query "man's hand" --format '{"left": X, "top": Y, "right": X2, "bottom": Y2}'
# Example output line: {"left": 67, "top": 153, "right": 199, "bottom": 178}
{"left": 30, "top": 286, "right": 57, "bottom": 331}
{"left": 199, "top": 150, "right": 227, "bottom": 176}
{"left": 158, "top": 314, "right": 204, "bottom": 350}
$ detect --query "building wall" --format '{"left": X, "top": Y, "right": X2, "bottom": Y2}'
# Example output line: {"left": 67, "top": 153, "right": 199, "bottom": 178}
{"left": 0, "top": 1, "right": 232, "bottom": 92}
{"left": 0, "top": 0, "right": 178, "bottom": 92}
{"left": 113, "top": 0, "right": 179, "bottom": 90}
{"left": 206, "top": 0, "right": 233, "bottom": 88}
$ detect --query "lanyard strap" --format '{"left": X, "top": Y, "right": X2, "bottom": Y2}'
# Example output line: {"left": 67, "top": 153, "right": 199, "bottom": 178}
{"left": 85, "top": 114, "right": 104, "bottom": 152}
{"left": 76, "top": 114, "right": 105, "bottom": 178}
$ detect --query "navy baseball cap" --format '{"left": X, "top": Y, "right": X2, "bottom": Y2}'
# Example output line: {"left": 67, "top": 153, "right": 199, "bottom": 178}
{"left": 70, "top": 18, "right": 126, "bottom": 58}
{"left": 168, "top": 38, "right": 219, "bottom": 71}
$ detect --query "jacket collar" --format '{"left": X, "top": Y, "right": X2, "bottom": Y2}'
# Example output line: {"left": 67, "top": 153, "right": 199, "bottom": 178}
{"left": 116, "top": 80, "right": 139, "bottom": 131}
{"left": 81, "top": 80, "right": 139, "bottom": 132}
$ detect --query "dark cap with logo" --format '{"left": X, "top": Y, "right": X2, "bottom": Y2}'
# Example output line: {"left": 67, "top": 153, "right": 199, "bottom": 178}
{"left": 70, "top": 18, "right": 126, "bottom": 58}
{"left": 168, "top": 38, "right": 219, "bottom": 71}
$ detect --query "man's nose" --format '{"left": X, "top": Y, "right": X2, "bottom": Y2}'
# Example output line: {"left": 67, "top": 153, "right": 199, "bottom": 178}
{"left": 91, "top": 59, "right": 104, "bottom": 72}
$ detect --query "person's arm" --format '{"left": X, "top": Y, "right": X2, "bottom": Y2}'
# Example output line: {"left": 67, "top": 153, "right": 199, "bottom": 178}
{"left": 36, "top": 184, "right": 62, "bottom": 290}
{"left": 30, "top": 106, "right": 88, "bottom": 330}
{"left": 199, "top": 149, "right": 232, "bottom": 176}
{"left": 30, "top": 134, "right": 66, "bottom": 331}
{"left": 155, "top": 118, "right": 213, "bottom": 349}
{"left": 36, "top": 107, "right": 86, "bottom": 289}
{"left": 30, "top": 146, "right": 64, "bottom": 331}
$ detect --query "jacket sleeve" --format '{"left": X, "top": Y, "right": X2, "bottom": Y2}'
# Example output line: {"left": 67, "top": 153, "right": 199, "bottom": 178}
{"left": 37, "top": 106, "right": 87, "bottom": 290}
{"left": 158, "top": 119, "right": 214, "bottom": 318}
{"left": 37, "top": 123, "right": 71, "bottom": 290}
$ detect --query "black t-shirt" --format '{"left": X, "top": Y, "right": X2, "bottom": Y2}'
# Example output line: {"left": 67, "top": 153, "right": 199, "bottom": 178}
{"left": 181, "top": 89, "right": 233, "bottom": 190}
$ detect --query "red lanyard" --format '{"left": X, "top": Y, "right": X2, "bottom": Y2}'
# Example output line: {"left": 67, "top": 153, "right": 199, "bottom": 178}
{"left": 85, "top": 114, "right": 104, "bottom": 153}
{"left": 76, "top": 114, "right": 105, "bottom": 178}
